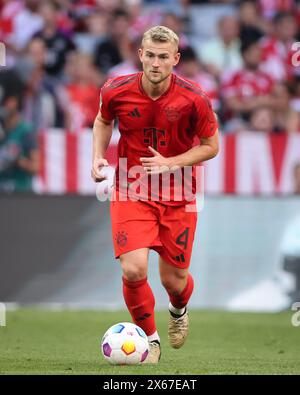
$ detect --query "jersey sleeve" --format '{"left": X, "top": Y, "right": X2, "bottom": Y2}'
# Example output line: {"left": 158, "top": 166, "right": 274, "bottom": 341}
{"left": 99, "top": 80, "right": 115, "bottom": 121}
{"left": 194, "top": 93, "right": 218, "bottom": 138}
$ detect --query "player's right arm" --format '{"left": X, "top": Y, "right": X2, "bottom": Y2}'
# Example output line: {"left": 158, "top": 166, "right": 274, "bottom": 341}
{"left": 91, "top": 110, "right": 114, "bottom": 182}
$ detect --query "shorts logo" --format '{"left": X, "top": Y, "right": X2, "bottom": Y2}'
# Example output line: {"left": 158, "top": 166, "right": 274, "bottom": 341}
{"left": 115, "top": 231, "right": 128, "bottom": 247}
{"left": 165, "top": 106, "right": 180, "bottom": 122}
{"left": 173, "top": 254, "right": 185, "bottom": 263}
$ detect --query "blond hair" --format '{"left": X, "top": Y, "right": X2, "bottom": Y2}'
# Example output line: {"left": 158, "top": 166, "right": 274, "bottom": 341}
{"left": 141, "top": 26, "right": 179, "bottom": 52}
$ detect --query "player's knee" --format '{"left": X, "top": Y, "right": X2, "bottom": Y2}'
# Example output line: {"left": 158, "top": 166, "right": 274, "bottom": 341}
{"left": 161, "top": 277, "right": 186, "bottom": 296}
{"left": 120, "top": 260, "right": 147, "bottom": 281}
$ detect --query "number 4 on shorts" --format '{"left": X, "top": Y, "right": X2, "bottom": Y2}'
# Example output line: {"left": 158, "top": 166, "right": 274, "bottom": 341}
{"left": 176, "top": 228, "right": 190, "bottom": 250}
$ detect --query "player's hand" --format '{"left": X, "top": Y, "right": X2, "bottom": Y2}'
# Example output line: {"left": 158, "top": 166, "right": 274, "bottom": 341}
{"left": 140, "top": 146, "right": 175, "bottom": 174}
{"left": 91, "top": 158, "right": 109, "bottom": 182}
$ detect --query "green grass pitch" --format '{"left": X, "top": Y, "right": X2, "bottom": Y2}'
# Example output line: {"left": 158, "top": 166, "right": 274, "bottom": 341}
{"left": 0, "top": 309, "right": 299, "bottom": 375}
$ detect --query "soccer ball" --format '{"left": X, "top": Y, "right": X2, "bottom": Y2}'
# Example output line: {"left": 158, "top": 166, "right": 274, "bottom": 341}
{"left": 101, "top": 322, "right": 149, "bottom": 365}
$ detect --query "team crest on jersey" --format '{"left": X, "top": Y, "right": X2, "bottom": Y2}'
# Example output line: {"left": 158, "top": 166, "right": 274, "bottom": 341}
{"left": 165, "top": 106, "right": 180, "bottom": 122}
{"left": 115, "top": 231, "right": 128, "bottom": 247}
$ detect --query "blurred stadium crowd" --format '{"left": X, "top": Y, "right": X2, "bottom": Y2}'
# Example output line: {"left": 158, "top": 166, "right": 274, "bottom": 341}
{"left": 1, "top": 0, "right": 300, "bottom": 191}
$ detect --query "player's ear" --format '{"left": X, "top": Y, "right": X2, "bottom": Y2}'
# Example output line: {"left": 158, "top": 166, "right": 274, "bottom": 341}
{"left": 138, "top": 48, "right": 143, "bottom": 63}
{"left": 173, "top": 52, "right": 180, "bottom": 66}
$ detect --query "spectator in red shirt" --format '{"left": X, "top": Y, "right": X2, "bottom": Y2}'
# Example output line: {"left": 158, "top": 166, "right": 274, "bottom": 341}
{"left": 60, "top": 52, "right": 103, "bottom": 132}
{"left": 221, "top": 38, "right": 275, "bottom": 128}
{"left": 0, "top": 0, "right": 23, "bottom": 42}
{"left": 260, "top": 11, "right": 299, "bottom": 81}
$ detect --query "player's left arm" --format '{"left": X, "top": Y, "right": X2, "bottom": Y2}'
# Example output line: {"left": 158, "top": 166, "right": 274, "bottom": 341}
{"left": 140, "top": 129, "right": 219, "bottom": 173}
{"left": 170, "top": 101, "right": 219, "bottom": 168}
{"left": 169, "top": 128, "right": 219, "bottom": 168}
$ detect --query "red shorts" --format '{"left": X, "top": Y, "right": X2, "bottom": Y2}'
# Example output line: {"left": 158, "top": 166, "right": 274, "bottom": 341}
{"left": 110, "top": 197, "right": 197, "bottom": 269}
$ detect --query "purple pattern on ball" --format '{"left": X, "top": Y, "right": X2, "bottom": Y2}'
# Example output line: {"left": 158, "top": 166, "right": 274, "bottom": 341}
{"left": 102, "top": 343, "right": 112, "bottom": 357}
{"left": 141, "top": 349, "right": 149, "bottom": 362}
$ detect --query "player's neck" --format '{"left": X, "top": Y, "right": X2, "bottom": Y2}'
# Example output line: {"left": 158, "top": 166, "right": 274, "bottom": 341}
{"left": 141, "top": 73, "right": 172, "bottom": 100}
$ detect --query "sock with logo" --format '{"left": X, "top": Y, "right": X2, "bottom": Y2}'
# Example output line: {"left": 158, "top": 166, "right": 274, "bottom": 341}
{"left": 122, "top": 277, "right": 157, "bottom": 336}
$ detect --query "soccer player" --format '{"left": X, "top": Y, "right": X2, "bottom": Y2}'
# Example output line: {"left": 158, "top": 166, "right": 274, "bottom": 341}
{"left": 92, "top": 26, "right": 219, "bottom": 363}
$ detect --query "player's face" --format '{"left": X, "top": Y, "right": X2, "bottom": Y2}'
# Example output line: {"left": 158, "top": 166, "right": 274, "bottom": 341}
{"left": 139, "top": 40, "right": 180, "bottom": 85}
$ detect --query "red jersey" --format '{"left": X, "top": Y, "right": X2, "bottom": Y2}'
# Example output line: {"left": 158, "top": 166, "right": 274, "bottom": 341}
{"left": 99, "top": 72, "right": 218, "bottom": 205}
{"left": 260, "top": 37, "right": 297, "bottom": 81}
{"left": 65, "top": 84, "right": 100, "bottom": 130}
{"left": 0, "top": 0, "right": 22, "bottom": 41}
{"left": 221, "top": 69, "right": 274, "bottom": 100}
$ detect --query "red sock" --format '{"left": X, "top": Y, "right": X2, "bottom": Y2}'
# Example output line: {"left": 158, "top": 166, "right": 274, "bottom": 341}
{"left": 168, "top": 274, "right": 194, "bottom": 309}
{"left": 122, "top": 277, "right": 156, "bottom": 336}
